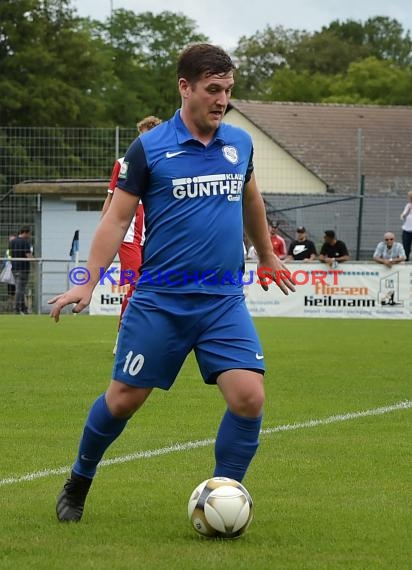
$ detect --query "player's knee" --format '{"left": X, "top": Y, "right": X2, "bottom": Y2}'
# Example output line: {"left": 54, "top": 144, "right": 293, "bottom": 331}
{"left": 219, "top": 371, "right": 265, "bottom": 417}
{"left": 242, "top": 391, "right": 264, "bottom": 417}
{"left": 230, "top": 385, "right": 265, "bottom": 417}
{"left": 106, "top": 381, "right": 152, "bottom": 418}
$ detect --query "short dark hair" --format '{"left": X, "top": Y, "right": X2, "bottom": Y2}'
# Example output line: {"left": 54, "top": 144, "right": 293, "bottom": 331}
{"left": 324, "top": 230, "right": 335, "bottom": 239}
{"left": 177, "top": 43, "right": 236, "bottom": 83}
{"left": 19, "top": 225, "right": 31, "bottom": 234}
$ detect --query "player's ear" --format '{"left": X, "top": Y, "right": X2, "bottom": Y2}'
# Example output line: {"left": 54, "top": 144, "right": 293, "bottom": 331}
{"left": 178, "top": 78, "right": 191, "bottom": 98}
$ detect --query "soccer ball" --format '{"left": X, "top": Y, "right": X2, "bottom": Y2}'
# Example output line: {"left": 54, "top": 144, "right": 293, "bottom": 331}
{"left": 187, "top": 477, "right": 253, "bottom": 539}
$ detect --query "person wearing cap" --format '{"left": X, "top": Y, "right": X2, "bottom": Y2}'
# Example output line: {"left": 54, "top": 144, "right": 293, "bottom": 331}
{"left": 286, "top": 226, "right": 317, "bottom": 262}
{"left": 319, "top": 230, "right": 350, "bottom": 266}
{"left": 373, "top": 232, "right": 406, "bottom": 267}
{"left": 268, "top": 222, "right": 287, "bottom": 260}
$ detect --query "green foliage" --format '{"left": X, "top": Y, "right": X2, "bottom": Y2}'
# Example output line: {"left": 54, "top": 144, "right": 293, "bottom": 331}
{"left": 0, "top": 0, "right": 113, "bottom": 126}
{"left": 233, "top": 26, "right": 305, "bottom": 98}
{"left": 289, "top": 16, "right": 412, "bottom": 74}
{"left": 1, "top": 4, "right": 412, "bottom": 128}
{"left": 261, "top": 56, "right": 412, "bottom": 106}
{"left": 262, "top": 69, "right": 333, "bottom": 102}
{"left": 233, "top": 16, "right": 412, "bottom": 104}
{"left": 96, "top": 10, "right": 208, "bottom": 125}
{"left": 363, "top": 16, "right": 412, "bottom": 66}
{"left": 288, "top": 29, "right": 370, "bottom": 75}
{"left": 325, "top": 57, "right": 412, "bottom": 105}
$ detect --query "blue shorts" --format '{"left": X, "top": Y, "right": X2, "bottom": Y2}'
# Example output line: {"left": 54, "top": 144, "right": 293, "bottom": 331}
{"left": 112, "top": 290, "right": 265, "bottom": 390}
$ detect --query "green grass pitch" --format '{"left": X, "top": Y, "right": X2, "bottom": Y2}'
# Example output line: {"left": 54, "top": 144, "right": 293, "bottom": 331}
{"left": 0, "top": 315, "right": 411, "bottom": 569}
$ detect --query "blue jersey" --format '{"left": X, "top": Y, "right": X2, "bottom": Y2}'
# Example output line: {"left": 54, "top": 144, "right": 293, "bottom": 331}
{"left": 116, "top": 110, "right": 254, "bottom": 294}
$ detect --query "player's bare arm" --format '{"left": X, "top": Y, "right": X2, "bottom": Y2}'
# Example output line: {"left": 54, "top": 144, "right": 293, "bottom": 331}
{"left": 243, "top": 173, "right": 295, "bottom": 295}
{"left": 100, "top": 192, "right": 113, "bottom": 218}
{"left": 49, "top": 189, "right": 140, "bottom": 321}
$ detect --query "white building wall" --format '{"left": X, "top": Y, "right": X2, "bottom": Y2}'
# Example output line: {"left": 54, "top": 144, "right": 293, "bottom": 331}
{"left": 39, "top": 197, "right": 107, "bottom": 311}
{"left": 41, "top": 198, "right": 102, "bottom": 260}
{"left": 223, "top": 110, "right": 326, "bottom": 194}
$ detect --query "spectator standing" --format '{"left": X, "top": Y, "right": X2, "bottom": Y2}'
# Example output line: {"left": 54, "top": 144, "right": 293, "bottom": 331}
{"left": 6, "top": 234, "right": 16, "bottom": 310}
{"left": 269, "top": 222, "right": 287, "bottom": 260}
{"left": 373, "top": 232, "right": 406, "bottom": 267}
{"left": 319, "top": 230, "right": 350, "bottom": 267}
{"left": 286, "top": 227, "right": 317, "bottom": 262}
{"left": 400, "top": 190, "right": 412, "bottom": 260}
{"left": 0, "top": 234, "right": 16, "bottom": 311}
{"left": 10, "top": 226, "right": 33, "bottom": 314}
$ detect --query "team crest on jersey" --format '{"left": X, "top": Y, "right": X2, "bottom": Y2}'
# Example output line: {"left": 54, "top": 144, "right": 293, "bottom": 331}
{"left": 222, "top": 146, "right": 239, "bottom": 164}
{"left": 118, "top": 161, "right": 129, "bottom": 179}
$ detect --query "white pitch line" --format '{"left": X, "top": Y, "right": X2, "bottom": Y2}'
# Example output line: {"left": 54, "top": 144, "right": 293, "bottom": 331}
{"left": 1, "top": 400, "right": 411, "bottom": 487}
{"left": 261, "top": 399, "right": 412, "bottom": 435}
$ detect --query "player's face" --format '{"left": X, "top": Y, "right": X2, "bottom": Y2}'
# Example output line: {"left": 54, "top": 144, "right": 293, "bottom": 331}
{"left": 180, "top": 72, "right": 234, "bottom": 136}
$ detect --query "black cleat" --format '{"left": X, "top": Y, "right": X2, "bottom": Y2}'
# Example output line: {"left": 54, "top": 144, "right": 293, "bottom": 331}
{"left": 56, "top": 471, "right": 93, "bottom": 522}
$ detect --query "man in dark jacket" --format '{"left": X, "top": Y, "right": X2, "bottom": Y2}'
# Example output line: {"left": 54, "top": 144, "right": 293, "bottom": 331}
{"left": 10, "top": 226, "right": 33, "bottom": 314}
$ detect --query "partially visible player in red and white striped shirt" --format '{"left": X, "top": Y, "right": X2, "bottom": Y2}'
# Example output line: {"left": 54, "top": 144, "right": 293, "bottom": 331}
{"left": 106, "top": 156, "right": 145, "bottom": 271}
{"left": 101, "top": 115, "right": 162, "bottom": 353}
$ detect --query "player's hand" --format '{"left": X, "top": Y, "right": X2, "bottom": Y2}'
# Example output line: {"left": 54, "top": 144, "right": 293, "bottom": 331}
{"left": 48, "top": 286, "right": 93, "bottom": 322}
{"left": 257, "top": 253, "right": 296, "bottom": 295}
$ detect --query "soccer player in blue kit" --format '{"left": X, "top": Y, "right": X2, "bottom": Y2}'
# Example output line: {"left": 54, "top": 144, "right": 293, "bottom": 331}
{"left": 49, "top": 43, "right": 295, "bottom": 522}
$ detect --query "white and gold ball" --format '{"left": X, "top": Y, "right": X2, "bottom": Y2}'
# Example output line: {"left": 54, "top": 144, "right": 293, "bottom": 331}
{"left": 187, "top": 477, "right": 253, "bottom": 539}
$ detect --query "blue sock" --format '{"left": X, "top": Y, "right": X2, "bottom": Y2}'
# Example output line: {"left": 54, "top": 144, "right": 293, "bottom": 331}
{"left": 213, "top": 409, "right": 262, "bottom": 482}
{"left": 72, "top": 394, "right": 129, "bottom": 479}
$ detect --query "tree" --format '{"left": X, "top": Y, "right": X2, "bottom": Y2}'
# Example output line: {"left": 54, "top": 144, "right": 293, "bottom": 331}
{"left": 97, "top": 10, "right": 208, "bottom": 124}
{"left": 288, "top": 28, "right": 370, "bottom": 75}
{"left": 313, "top": 17, "right": 412, "bottom": 69}
{"left": 233, "top": 26, "right": 305, "bottom": 98}
{"left": 262, "top": 69, "right": 333, "bottom": 102}
{"left": 0, "top": 0, "right": 113, "bottom": 126}
{"left": 363, "top": 16, "right": 412, "bottom": 66}
{"left": 325, "top": 57, "right": 412, "bottom": 105}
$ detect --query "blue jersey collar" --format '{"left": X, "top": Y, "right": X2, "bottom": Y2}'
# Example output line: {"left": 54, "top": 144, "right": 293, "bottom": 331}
{"left": 173, "top": 109, "right": 226, "bottom": 145}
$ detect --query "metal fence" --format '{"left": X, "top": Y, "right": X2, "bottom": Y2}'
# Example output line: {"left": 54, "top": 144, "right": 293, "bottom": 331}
{"left": 264, "top": 193, "right": 409, "bottom": 259}
{"left": 0, "top": 258, "right": 86, "bottom": 315}
{"left": 1, "top": 125, "right": 411, "bottom": 273}
{"left": 0, "top": 126, "right": 136, "bottom": 256}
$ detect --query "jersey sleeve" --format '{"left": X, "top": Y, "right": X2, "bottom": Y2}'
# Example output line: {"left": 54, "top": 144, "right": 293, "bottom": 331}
{"left": 108, "top": 160, "right": 121, "bottom": 193}
{"left": 116, "top": 138, "right": 150, "bottom": 197}
{"left": 245, "top": 148, "right": 254, "bottom": 183}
